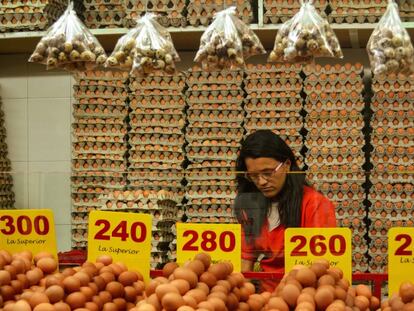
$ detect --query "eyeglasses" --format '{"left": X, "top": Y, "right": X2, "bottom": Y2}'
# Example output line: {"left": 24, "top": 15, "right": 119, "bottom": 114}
{"left": 244, "top": 161, "right": 285, "bottom": 183}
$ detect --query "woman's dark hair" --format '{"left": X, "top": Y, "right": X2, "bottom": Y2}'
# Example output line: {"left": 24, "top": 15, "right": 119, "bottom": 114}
{"left": 234, "top": 130, "right": 308, "bottom": 243}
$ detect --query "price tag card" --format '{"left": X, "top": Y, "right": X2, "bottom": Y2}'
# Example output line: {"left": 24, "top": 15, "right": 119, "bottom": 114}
{"left": 285, "top": 228, "right": 352, "bottom": 281}
{"left": 176, "top": 223, "right": 241, "bottom": 271}
{"left": 87, "top": 211, "right": 152, "bottom": 282}
{"left": 388, "top": 227, "right": 414, "bottom": 296}
{"left": 0, "top": 209, "right": 57, "bottom": 259}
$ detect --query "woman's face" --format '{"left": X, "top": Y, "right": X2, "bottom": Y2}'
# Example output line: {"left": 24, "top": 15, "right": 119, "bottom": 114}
{"left": 245, "top": 157, "right": 290, "bottom": 199}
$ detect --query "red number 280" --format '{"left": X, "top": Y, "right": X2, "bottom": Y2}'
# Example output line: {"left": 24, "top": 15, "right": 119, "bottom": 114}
{"left": 182, "top": 230, "right": 235, "bottom": 252}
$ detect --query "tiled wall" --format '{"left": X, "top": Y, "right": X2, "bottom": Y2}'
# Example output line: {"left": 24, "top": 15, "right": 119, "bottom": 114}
{"left": 0, "top": 54, "right": 74, "bottom": 251}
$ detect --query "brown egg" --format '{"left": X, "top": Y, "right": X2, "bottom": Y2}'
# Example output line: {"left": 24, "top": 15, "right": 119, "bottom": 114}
{"left": 85, "top": 301, "right": 99, "bottom": 311}
{"left": 45, "top": 285, "right": 64, "bottom": 303}
{"left": 399, "top": 282, "right": 414, "bottom": 303}
{"left": 74, "top": 272, "right": 90, "bottom": 286}
{"left": 187, "top": 289, "right": 207, "bottom": 303}
{"left": 297, "top": 293, "right": 315, "bottom": 306}
{"left": 118, "top": 271, "right": 139, "bottom": 286}
{"left": 147, "top": 293, "right": 161, "bottom": 310}
{"left": 354, "top": 295, "right": 369, "bottom": 310}
{"left": 314, "top": 286, "right": 335, "bottom": 310}
{"left": 11, "top": 300, "right": 31, "bottom": 311}
{"left": 36, "top": 258, "right": 57, "bottom": 274}
{"left": 246, "top": 294, "right": 265, "bottom": 311}
{"left": 162, "top": 263, "right": 179, "bottom": 278}
{"left": 133, "top": 280, "right": 145, "bottom": 294}
{"left": 156, "top": 284, "right": 180, "bottom": 300}
{"left": 310, "top": 262, "right": 327, "bottom": 278}
{"left": 92, "top": 295, "right": 104, "bottom": 309}
{"left": 45, "top": 275, "right": 63, "bottom": 288}
{"left": 183, "top": 294, "right": 198, "bottom": 308}
{"left": 62, "top": 268, "right": 76, "bottom": 277}
{"left": 29, "top": 292, "right": 50, "bottom": 308}
{"left": 171, "top": 279, "right": 190, "bottom": 295}
{"left": 295, "top": 268, "right": 316, "bottom": 287}
{"left": 113, "top": 298, "right": 126, "bottom": 310}
{"left": 5, "top": 265, "right": 17, "bottom": 280}
{"left": 96, "top": 255, "right": 113, "bottom": 266}
{"left": 198, "top": 301, "right": 214, "bottom": 311}
{"left": 0, "top": 270, "right": 11, "bottom": 286}
{"left": 106, "top": 281, "right": 124, "bottom": 298}
{"left": 80, "top": 286, "right": 95, "bottom": 301}
{"left": 199, "top": 272, "right": 217, "bottom": 288}
{"left": 33, "top": 303, "right": 55, "bottom": 311}
{"left": 318, "top": 274, "right": 335, "bottom": 287}
{"left": 209, "top": 291, "right": 227, "bottom": 303}
{"left": 162, "top": 292, "right": 185, "bottom": 311}
{"left": 185, "top": 260, "right": 205, "bottom": 276}
{"left": 34, "top": 252, "right": 54, "bottom": 264}
{"left": 334, "top": 286, "right": 347, "bottom": 301}
{"left": 54, "top": 302, "right": 70, "bottom": 311}
{"left": 124, "top": 286, "right": 138, "bottom": 302}
{"left": 173, "top": 268, "right": 198, "bottom": 289}
{"left": 136, "top": 303, "right": 156, "bottom": 311}
{"left": 370, "top": 296, "right": 380, "bottom": 310}
{"left": 281, "top": 283, "right": 300, "bottom": 307}
{"left": 354, "top": 284, "right": 372, "bottom": 299}
{"left": 196, "top": 282, "right": 209, "bottom": 295}
{"left": 102, "top": 302, "right": 118, "bottom": 311}
{"left": 237, "top": 302, "right": 249, "bottom": 311}
{"left": 177, "top": 306, "right": 195, "bottom": 311}
{"left": 63, "top": 276, "right": 81, "bottom": 293}
{"left": 194, "top": 254, "right": 211, "bottom": 270}
{"left": 208, "top": 297, "right": 226, "bottom": 311}
{"left": 100, "top": 272, "right": 116, "bottom": 284}
{"left": 145, "top": 280, "right": 160, "bottom": 297}
{"left": 296, "top": 301, "right": 315, "bottom": 311}
{"left": 66, "top": 292, "right": 86, "bottom": 309}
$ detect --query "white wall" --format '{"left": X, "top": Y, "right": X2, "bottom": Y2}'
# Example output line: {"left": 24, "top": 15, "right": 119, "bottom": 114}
{"left": 0, "top": 50, "right": 369, "bottom": 252}
{"left": 0, "top": 54, "right": 74, "bottom": 251}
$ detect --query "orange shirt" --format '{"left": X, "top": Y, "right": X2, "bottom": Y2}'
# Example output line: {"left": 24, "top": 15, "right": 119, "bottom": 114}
{"left": 241, "top": 186, "right": 336, "bottom": 292}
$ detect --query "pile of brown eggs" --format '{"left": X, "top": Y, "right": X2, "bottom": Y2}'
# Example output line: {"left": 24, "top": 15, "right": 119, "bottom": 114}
{"left": 132, "top": 253, "right": 260, "bottom": 311}
{"left": 243, "top": 63, "right": 304, "bottom": 168}
{"left": 267, "top": 259, "right": 379, "bottom": 311}
{"left": 0, "top": 250, "right": 145, "bottom": 311}
{"left": 368, "top": 75, "right": 414, "bottom": 273}
{"left": 71, "top": 70, "right": 129, "bottom": 250}
{"left": 303, "top": 63, "right": 368, "bottom": 273}
{"left": 185, "top": 67, "right": 243, "bottom": 224}
{"left": 381, "top": 281, "right": 414, "bottom": 311}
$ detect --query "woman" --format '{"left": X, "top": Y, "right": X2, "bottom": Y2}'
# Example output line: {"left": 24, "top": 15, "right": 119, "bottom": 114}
{"left": 234, "top": 130, "right": 336, "bottom": 291}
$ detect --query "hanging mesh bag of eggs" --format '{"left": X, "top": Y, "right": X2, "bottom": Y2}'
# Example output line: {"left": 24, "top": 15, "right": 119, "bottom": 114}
{"left": 29, "top": 1, "right": 107, "bottom": 72}
{"left": 268, "top": 0, "right": 343, "bottom": 63}
{"left": 105, "top": 13, "right": 180, "bottom": 76}
{"left": 194, "top": 6, "right": 265, "bottom": 71}
{"left": 367, "top": 0, "right": 414, "bottom": 78}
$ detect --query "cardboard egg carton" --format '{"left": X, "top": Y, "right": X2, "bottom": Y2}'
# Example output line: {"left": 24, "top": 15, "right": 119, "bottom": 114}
{"left": 75, "top": 117, "right": 125, "bottom": 125}
{"left": 305, "top": 99, "right": 365, "bottom": 113}
{"left": 368, "top": 190, "right": 413, "bottom": 203}
{"left": 186, "top": 148, "right": 239, "bottom": 162}
{"left": 130, "top": 95, "right": 186, "bottom": 109}
{"left": 307, "top": 126, "right": 364, "bottom": 139}
{"left": 187, "top": 184, "right": 236, "bottom": 196}
{"left": 312, "top": 180, "right": 364, "bottom": 194}
{"left": 187, "top": 120, "right": 243, "bottom": 130}
{"left": 372, "top": 90, "right": 414, "bottom": 103}
{"left": 75, "top": 69, "right": 129, "bottom": 81}
{"left": 83, "top": 10, "right": 125, "bottom": 28}
{"left": 306, "top": 143, "right": 364, "bottom": 157}
{"left": 71, "top": 176, "right": 126, "bottom": 189}
{"left": 72, "top": 141, "right": 127, "bottom": 154}
{"left": 186, "top": 92, "right": 244, "bottom": 105}
{"left": 188, "top": 84, "right": 242, "bottom": 94}
{"left": 264, "top": 9, "right": 326, "bottom": 24}
{"left": 132, "top": 88, "right": 183, "bottom": 97}
{"left": 245, "top": 78, "right": 302, "bottom": 93}
{"left": 303, "top": 63, "right": 364, "bottom": 76}
{"left": 306, "top": 70, "right": 362, "bottom": 83}
{"left": 186, "top": 204, "right": 234, "bottom": 217}
{"left": 187, "top": 69, "right": 243, "bottom": 85}
{"left": 246, "top": 63, "right": 302, "bottom": 76}
{"left": 373, "top": 107, "right": 413, "bottom": 120}
{"left": 74, "top": 86, "right": 128, "bottom": 100}
{"left": 130, "top": 143, "right": 183, "bottom": 154}
{"left": 130, "top": 126, "right": 182, "bottom": 135}
{"left": 336, "top": 208, "right": 366, "bottom": 221}
{"left": 130, "top": 75, "right": 186, "bottom": 91}
{"left": 72, "top": 158, "right": 127, "bottom": 172}
{"left": 186, "top": 169, "right": 235, "bottom": 182}
{"left": 129, "top": 133, "right": 184, "bottom": 146}
{"left": 371, "top": 153, "right": 412, "bottom": 167}
{"left": 125, "top": 12, "right": 186, "bottom": 28}
{"left": 73, "top": 105, "right": 128, "bottom": 118}
{"left": 304, "top": 81, "right": 363, "bottom": 95}
{"left": 305, "top": 134, "right": 365, "bottom": 148}
{"left": 188, "top": 103, "right": 243, "bottom": 113}
{"left": 187, "top": 1, "right": 252, "bottom": 26}
{"left": 371, "top": 134, "right": 414, "bottom": 148}
{"left": 186, "top": 189, "right": 236, "bottom": 200}
{"left": 72, "top": 193, "right": 102, "bottom": 207}
{"left": 246, "top": 110, "right": 301, "bottom": 120}
{"left": 72, "top": 132, "right": 126, "bottom": 142}
{"left": 244, "top": 117, "right": 302, "bottom": 130}
{"left": 371, "top": 118, "right": 413, "bottom": 130}
{"left": 248, "top": 89, "right": 302, "bottom": 100}
{"left": 399, "top": 0, "right": 414, "bottom": 21}
{"left": 128, "top": 169, "right": 183, "bottom": 181}
{"left": 131, "top": 109, "right": 184, "bottom": 119}
{"left": 188, "top": 110, "right": 244, "bottom": 123}
{"left": 370, "top": 170, "right": 412, "bottom": 184}
{"left": 186, "top": 126, "right": 243, "bottom": 141}
{"left": 329, "top": 8, "right": 385, "bottom": 24}
{"left": 129, "top": 156, "right": 183, "bottom": 167}
{"left": 186, "top": 215, "right": 237, "bottom": 224}
{"left": 244, "top": 97, "right": 302, "bottom": 112}
{"left": 129, "top": 116, "right": 184, "bottom": 129}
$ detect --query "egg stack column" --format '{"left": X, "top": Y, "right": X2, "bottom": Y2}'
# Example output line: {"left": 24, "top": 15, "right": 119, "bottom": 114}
{"left": 123, "top": 0, "right": 186, "bottom": 27}
{"left": 185, "top": 67, "right": 244, "bottom": 223}
{"left": 126, "top": 74, "right": 186, "bottom": 268}
{"left": 263, "top": 0, "right": 327, "bottom": 24}
{"left": 368, "top": 76, "right": 414, "bottom": 273}
{"left": 243, "top": 63, "right": 304, "bottom": 167}
{"left": 328, "top": 0, "right": 387, "bottom": 23}
{"left": 0, "top": 96, "right": 15, "bottom": 209}
{"left": 303, "top": 64, "right": 368, "bottom": 272}
{"left": 187, "top": 0, "right": 252, "bottom": 27}
{"left": 71, "top": 70, "right": 129, "bottom": 249}
{"left": 83, "top": 0, "right": 125, "bottom": 29}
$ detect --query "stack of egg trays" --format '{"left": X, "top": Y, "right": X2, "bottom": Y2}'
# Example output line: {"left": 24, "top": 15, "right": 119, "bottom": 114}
{"left": 329, "top": 0, "right": 387, "bottom": 23}
{"left": 304, "top": 63, "right": 368, "bottom": 272}
{"left": 127, "top": 74, "right": 186, "bottom": 264}
{"left": 263, "top": 0, "right": 327, "bottom": 24}
{"left": 71, "top": 70, "right": 129, "bottom": 250}
{"left": 99, "top": 189, "right": 183, "bottom": 268}
{"left": 368, "top": 77, "right": 414, "bottom": 273}
{"left": 399, "top": 0, "right": 414, "bottom": 21}
{"left": 123, "top": 0, "right": 186, "bottom": 27}
{"left": 0, "top": 0, "right": 76, "bottom": 32}
{"left": 244, "top": 63, "right": 304, "bottom": 168}
{"left": 187, "top": 0, "right": 253, "bottom": 26}
{"left": 0, "top": 98, "right": 15, "bottom": 209}
{"left": 185, "top": 67, "right": 244, "bottom": 224}
{"left": 83, "top": 0, "right": 124, "bottom": 29}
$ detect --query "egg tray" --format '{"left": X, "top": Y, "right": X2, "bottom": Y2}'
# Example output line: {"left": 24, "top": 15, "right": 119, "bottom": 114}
{"left": 372, "top": 89, "right": 414, "bottom": 102}
{"left": 186, "top": 170, "right": 235, "bottom": 182}
{"left": 370, "top": 209, "right": 414, "bottom": 223}
{"left": 187, "top": 138, "right": 240, "bottom": 148}
{"left": 187, "top": 113, "right": 244, "bottom": 123}
{"left": 245, "top": 78, "right": 302, "bottom": 91}
{"left": 72, "top": 159, "right": 127, "bottom": 171}
{"left": 129, "top": 150, "right": 184, "bottom": 161}
{"left": 0, "top": 173, "right": 13, "bottom": 184}
{"left": 73, "top": 151, "right": 126, "bottom": 161}
{"left": 185, "top": 88, "right": 244, "bottom": 99}
{"left": 185, "top": 127, "right": 244, "bottom": 140}
{"left": 127, "top": 180, "right": 183, "bottom": 192}
{"left": 73, "top": 106, "right": 128, "bottom": 119}
{"left": 371, "top": 125, "right": 414, "bottom": 138}
{"left": 186, "top": 93, "right": 244, "bottom": 105}
{"left": 83, "top": 11, "right": 125, "bottom": 28}
{"left": 304, "top": 81, "right": 364, "bottom": 95}
{"left": 75, "top": 117, "right": 125, "bottom": 126}
{"left": 328, "top": 12, "right": 384, "bottom": 24}
{"left": 129, "top": 127, "right": 183, "bottom": 136}
{"left": 371, "top": 135, "right": 414, "bottom": 148}
{"left": 101, "top": 205, "right": 179, "bottom": 222}
{"left": 370, "top": 153, "right": 413, "bottom": 167}
{"left": 370, "top": 197, "right": 413, "bottom": 213}
{"left": 368, "top": 244, "right": 388, "bottom": 257}
{"left": 71, "top": 179, "right": 126, "bottom": 189}
{"left": 369, "top": 171, "right": 413, "bottom": 184}
{"left": 244, "top": 116, "right": 302, "bottom": 128}
{"left": 305, "top": 134, "right": 365, "bottom": 148}
{"left": 129, "top": 118, "right": 184, "bottom": 130}
{"left": 185, "top": 188, "right": 236, "bottom": 199}
{"left": 372, "top": 83, "right": 414, "bottom": 94}
{"left": 368, "top": 191, "right": 413, "bottom": 203}
{"left": 82, "top": 2, "right": 123, "bottom": 11}
{"left": 187, "top": 3, "right": 252, "bottom": 27}
{"left": 72, "top": 140, "right": 127, "bottom": 152}
{"left": 185, "top": 206, "right": 233, "bottom": 218}
{"left": 244, "top": 97, "right": 303, "bottom": 112}
{"left": 263, "top": 11, "right": 326, "bottom": 24}
{"left": 305, "top": 70, "right": 362, "bottom": 83}
{"left": 306, "top": 143, "right": 364, "bottom": 156}
{"left": 76, "top": 70, "right": 129, "bottom": 81}
{"left": 129, "top": 75, "right": 186, "bottom": 91}
{"left": 246, "top": 109, "right": 301, "bottom": 119}
{"left": 305, "top": 151, "right": 365, "bottom": 164}
{"left": 131, "top": 89, "right": 184, "bottom": 97}
{"left": 74, "top": 84, "right": 128, "bottom": 96}
{"left": 76, "top": 79, "right": 128, "bottom": 89}
{"left": 130, "top": 110, "right": 184, "bottom": 120}
{"left": 129, "top": 142, "right": 183, "bottom": 153}
{"left": 371, "top": 119, "right": 413, "bottom": 131}
{"left": 305, "top": 99, "right": 365, "bottom": 113}
{"left": 186, "top": 70, "right": 243, "bottom": 85}
{"left": 324, "top": 190, "right": 365, "bottom": 203}
{"left": 245, "top": 72, "right": 301, "bottom": 81}
{"left": 0, "top": 13, "right": 48, "bottom": 32}
{"left": 186, "top": 216, "right": 237, "bottom": 224}
{"left": 130, "top": 96, "right": 186, "bottom": 109}
{"left": 307, "top": 170, "right": 365, "bottom": 182}
{"left": 186, "top": 145, "right": 238, "bottom": 156}
{"left": 373, "top": 107, "right": 414, "bottom": 119}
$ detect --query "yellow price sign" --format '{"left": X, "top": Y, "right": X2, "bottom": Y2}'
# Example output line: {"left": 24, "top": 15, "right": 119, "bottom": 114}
{"left": 0, "top": 209, "right": 57, "bottom": 259}
{"left": 87, "top": 211, "right": 152, "bottom": 282}
{"left": 176, "top": 223, "right": 241, "bottom": 271}
{"left": 285, "top": 228, "right": 352, "bottom": 281}
{"left": 388, "top": 227, "right": 414, "bottom": 296}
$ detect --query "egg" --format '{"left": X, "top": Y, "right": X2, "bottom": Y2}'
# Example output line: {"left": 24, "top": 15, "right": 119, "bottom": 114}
{"left": 314, "top": 286, "right": 335, "bottom": 310}
{"left": 74, "top": 272, "right": 90, "bottom": 286}
{"left": 162, "top": 292, "right": 185, "bottom": 311}
{"left": 185, "top": 260, "right": 205, "bottom": 276}
{"left": 177, "top": 306, "right": 195, "bottom": 311}
{"left": 187, "top": 289, "right": 207, "bottom": 303}
{"left": 11, "top": 300, "right": 31, "bottom": 311}
{"left": 34, "top": 252, "right": 54, "bottom": 264}
{"left": 267, "top": 297, "right": 289, "bottom": 311}
{"left": 29, "top": 292, "right": 50, "bottom": 308}
{"left": 173, "top": 268, "right": 198, "bottom": 289}
{"left": 0, "top": 270, "right": 11, "bottom": 286}
{"left": 295, "top": 268, "right": 316, "bottom": 287}
{"left": 354, "top": 295, "right": 370, "bottom": 310}
{"left": 96, "top": 255, "right": 113, "bottom": 266}
{"left": 118, "top": 271, "right": 139, "bottom": 286}
{"left": 102, "top": 302, "right": 118, "bottom": 311}
{"left": 183, "top": 294, "right": 198, "bottom": 308}
{"left": 63, "top": 276, "right": 81, "bottom": 293}
{"left": 199, "top": 272, "right": 217, "bottom": 288}
{"left": 85, "top": 302, "right": 99, "bottom": 311}
{"left": 66, "top": 292, "right": 86, "bottom": 309}
{"left": 99, "top": 291, "right": 113, "bottom": 304}
{"left": 45, "top": 285, "right": 64, "bottom": 303}
{"left": 170, "top": 279, "right": 190, "bottom": 295}
{"left": 36, "top": 258, "right": 57, "bottom": 274}
{"left": 194, "top": 254, "right": 211, "bottom": 270}
{"left": 281, "top": 283, "right": 300, "bottom": 307}
{"left": 100, "top": 272, "right": 116, "bottom": 284}
{"left": 113, "top": 298, "right": 127, "bottom": 310}
{"left": 33, "top": 302, "right": 55, "bottom": 311}
{"left": 156, "top": 284, "right": 180, "bottom": 300}
{"left": 136, "top": 303, "right": 156, "bottom": 311}
{"left": 162, "top": 263, "right": 179, "bottom": 278}
{"left": 317, "top": 274, "right": 335, "bottom": 287}
{"left": 54, "top": 302, "right": 71, "bottom": 311}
